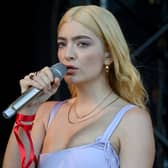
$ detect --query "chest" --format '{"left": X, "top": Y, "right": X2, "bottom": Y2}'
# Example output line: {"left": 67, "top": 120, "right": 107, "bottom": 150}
{"left": 41, "top": 110, "right": 119, "bottom": 154}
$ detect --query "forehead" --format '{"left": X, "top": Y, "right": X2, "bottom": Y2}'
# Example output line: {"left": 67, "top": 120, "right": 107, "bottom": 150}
{"left": 58, "top": 20, "right": 99, "bottom": 40}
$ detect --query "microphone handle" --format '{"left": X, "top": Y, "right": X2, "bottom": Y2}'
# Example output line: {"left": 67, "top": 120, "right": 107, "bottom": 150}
{"left": 2, "top": 87, "right": 41, "bottom": 119}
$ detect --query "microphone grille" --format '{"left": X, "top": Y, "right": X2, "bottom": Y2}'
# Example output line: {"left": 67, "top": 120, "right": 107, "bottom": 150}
{"left": 51, "top": 63, "right": 67, "bottom": 80}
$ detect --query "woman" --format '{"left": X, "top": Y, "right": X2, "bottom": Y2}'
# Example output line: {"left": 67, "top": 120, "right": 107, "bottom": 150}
{"left": 3, "top": 5, "right": 155, "bottom": 168}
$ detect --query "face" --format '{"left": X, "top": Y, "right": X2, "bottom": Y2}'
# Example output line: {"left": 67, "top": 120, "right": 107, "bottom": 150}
{"left": 57, "top": 20, "right": 107, "bottom": 85}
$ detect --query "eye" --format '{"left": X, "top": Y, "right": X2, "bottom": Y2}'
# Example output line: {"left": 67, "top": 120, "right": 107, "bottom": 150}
{"left": 57, "top": 41, "right": 66, "bottom": 48}
{"left": 77, "top": 41, "right": 90, "bottom": 48}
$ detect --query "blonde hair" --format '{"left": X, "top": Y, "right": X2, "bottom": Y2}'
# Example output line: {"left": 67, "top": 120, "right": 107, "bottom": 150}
{"left": 57, "top": 5, "right": 148, "bottom": 109}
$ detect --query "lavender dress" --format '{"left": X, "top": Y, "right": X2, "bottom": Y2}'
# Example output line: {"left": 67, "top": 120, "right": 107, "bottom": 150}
{"left": 38, "top": 101, "right": 135, "bottom": 168}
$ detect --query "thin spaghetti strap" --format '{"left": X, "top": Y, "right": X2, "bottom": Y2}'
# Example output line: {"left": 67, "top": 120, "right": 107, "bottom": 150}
{"left": 47, "top": 101, "right": 65, "bottom": 127}
{"left": 100, "top": 104, "right": 135, "bottom": 142}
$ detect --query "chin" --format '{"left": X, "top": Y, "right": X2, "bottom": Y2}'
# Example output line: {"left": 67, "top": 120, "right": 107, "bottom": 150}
{"left": 65, "top": 75, "right": 85, "bottom": 85}
{"left": 65, "top": 76, "right": 78, "bottom": 84}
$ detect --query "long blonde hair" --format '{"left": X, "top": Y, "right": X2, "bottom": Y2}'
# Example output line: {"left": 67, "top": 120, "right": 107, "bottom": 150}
{"left": 57, "top": 5, "right": 148, "bottom": 109}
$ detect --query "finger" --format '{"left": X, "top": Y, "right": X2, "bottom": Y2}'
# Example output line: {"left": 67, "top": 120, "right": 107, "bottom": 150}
{"left": 20, "top": 67, "right": 55, "bottom": 93}
{"left": 36, "top": 67, "right": 55, "bottom": 90}
{"left": 42, "top": 66, "right": 54, "bottom": 81}
{"left": 34, "top": 73, "right": 51, "bottom": 91}
{"left": 52, "top": 78, "right": 61, "bottom": 88}
{"left": 25, "top": 72, "right": 36, "bottom": 80}
{"left": 20, "top": 77, "right": 43, "bottom": 93}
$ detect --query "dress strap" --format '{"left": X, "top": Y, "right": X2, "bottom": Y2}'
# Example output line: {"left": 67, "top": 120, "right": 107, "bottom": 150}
{"left": 100, "top": 104, "right": 135, "bottom": 142}
{"left": 47, "top": 101, "right": 65, "bottom": 127}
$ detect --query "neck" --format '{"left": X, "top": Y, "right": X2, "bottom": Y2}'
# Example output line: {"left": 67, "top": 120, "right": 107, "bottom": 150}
{"left": 68, "top": 87, "right": 118, "bottom": 124}
{"left": 74, "top": 76, "right": 112, "bottom": 103}
{"left": 71, "top": 83, "right": 116, "bottom": 119}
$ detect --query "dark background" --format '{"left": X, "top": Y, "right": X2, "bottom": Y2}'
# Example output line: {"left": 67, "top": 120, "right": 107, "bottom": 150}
{"left": 0, "top": 0, "right": 168, "bottom": 167}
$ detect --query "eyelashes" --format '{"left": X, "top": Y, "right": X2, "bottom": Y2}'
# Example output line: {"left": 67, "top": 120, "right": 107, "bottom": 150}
{"left": 57, "top": 41, "right": 92, "bottom": 49}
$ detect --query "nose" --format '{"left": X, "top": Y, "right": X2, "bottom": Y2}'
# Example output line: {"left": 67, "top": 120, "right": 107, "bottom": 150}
{"left": 64, "top": 45, "right": 76, "bottom": 61}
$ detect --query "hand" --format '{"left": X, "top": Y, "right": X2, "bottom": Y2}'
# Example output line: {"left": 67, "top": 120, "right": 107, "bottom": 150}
{"left": 19, "top": 66, "right": 61, "bottom": 106}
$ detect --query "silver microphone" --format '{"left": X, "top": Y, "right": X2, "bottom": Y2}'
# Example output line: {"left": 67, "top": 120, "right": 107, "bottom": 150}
{"left": 2, "top": 63, "right": 67, "bottom": 119}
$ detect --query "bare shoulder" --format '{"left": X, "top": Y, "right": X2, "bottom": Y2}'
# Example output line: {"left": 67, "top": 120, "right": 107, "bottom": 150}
{"left": 119, "top": 106, "right": 154, "bottom": 134}
{"left": 123, "top": 106, "right": 152, "bottom": 127}
{"left": 118, "top": 105, "right": 156, "bottom": 167}
{"left": 34, "top": 101, "right": 59, "bottom": 127}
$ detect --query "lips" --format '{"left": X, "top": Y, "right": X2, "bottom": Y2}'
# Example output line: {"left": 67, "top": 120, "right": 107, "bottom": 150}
{"left": 65, "top": 65, "right": 79, "bottom": 75}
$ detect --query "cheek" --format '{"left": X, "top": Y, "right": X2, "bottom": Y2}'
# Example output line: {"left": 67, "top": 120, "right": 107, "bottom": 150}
{"left": 57, "top": 51, "right": 63, "bottom": 62}
{"left": 81, "top": 53, "right": 104, "bottom": 72}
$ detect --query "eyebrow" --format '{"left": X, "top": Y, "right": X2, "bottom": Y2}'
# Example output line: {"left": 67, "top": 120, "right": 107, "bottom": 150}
{"left": 57, "top": 35, "right": 92, "bottom": 41}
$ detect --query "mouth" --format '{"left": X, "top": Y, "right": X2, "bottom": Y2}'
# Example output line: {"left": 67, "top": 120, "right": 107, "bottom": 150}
{"left": 65, "top": 65, "right": 79, "bottom": 75}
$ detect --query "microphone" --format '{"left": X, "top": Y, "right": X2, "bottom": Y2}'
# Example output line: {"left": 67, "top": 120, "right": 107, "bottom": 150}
{"left": 2, "top": 63, "right": 67, "bottom": 119}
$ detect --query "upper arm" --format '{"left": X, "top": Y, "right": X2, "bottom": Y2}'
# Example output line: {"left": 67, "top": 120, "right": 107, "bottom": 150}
{"left": 31, "top": 101, "right": 56, "bottom": 156}
{"left": 119, "top": 107, "right": 155, "bottom": 168}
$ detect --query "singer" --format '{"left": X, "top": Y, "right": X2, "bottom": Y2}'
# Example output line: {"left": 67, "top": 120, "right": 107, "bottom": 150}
{"left": 2, "top": 5, "right": 155, "bottom": 168}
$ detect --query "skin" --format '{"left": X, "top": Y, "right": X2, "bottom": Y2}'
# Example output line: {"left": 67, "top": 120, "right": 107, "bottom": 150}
{"left": 2, "top": 20, "right": 155, "bottom": 168}
{"left": 57, "top": 21, "right": 111, "bottom": 86}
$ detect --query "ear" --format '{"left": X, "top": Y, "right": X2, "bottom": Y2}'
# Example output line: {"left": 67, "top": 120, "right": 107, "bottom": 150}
{"left": 104, "top": 52, "right": 113, "bottom": 65}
